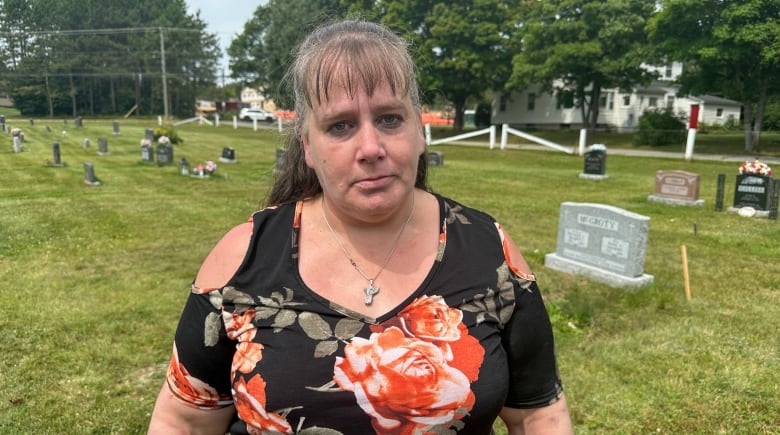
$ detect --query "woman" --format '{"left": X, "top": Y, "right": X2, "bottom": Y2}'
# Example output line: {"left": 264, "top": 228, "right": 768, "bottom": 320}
{"left": 149, "top": 20, "right": 572, "bottom": 434}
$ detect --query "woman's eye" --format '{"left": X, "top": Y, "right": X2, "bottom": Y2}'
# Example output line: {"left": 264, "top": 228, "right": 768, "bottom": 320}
{"left": 328, "top": 122, "right": 350, "bottom": 134}
{"left": 378, "top": 114, "right": 402, "bottom": 127}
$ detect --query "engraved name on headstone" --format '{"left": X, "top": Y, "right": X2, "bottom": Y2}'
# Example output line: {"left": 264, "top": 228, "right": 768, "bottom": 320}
{"left": 733, "top": 174, "right": 771, "bottom": 211}
{"left": 545, "top": 202, "right": 653, "bottom": 288}
{"left": 648, "top": 170, "right": 704, "bottom": 207}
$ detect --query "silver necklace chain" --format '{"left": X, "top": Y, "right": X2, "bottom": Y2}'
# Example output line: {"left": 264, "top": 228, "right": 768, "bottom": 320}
{"left": 320, "top": 194, "right": 415, "bottom": 305}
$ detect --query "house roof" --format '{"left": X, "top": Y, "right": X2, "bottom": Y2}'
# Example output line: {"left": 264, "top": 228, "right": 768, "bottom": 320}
{"left": 691, "top": 95, "right": 741, "bottom": 106}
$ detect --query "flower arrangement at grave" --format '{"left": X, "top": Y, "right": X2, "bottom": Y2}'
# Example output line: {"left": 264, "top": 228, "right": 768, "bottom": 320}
{"left": 11, "top": 127, "right": 22, "bottom": 137}
{"left": 738, "top": 160, "right": 772, "bottom": 177}
{"left": 157, "top": 135, "right": 171, "bottom": 146}
{"left": 154, "top": 125, "right": 182, "bottom": 144}
{"left": 587, "top": 143, "right": 607, "bottom": 152}
{"left": 140, "top": 138, "right": 152, "bottom": 148}
{"left": 191, "top": 160, "right": 217, "bottom": 177}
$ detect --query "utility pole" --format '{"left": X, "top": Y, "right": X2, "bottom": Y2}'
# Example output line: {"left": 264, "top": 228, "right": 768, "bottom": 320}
{"left": 159, "top": 27, "right": 169, "bottom": 119}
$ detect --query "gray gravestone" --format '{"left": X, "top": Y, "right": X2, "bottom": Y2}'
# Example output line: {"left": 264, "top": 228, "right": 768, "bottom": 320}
{"left": 82, "top": 137, "right": 90, "bottom": 148}
{"left": 52, "top": 141, "right": 62, "bottom": 166}
{"left": 715, "top": 174, "right": 726, "bottom": 212}
{"left": 647, "top": 170, "right": 704, "bottom": 207}
{"left": 75, "top": 116, "right": 83, "bottom": 128}
{"left": 219, "top": 147, "right": 237, "bottom": 163}
{"left": 141, "top": 144, "right": 154, "bottom": 162}
{"left": 98, "top": 138, "right": 109, "bottom": 156}
{"left": 113, "top": 120, "right": 120, "bottom": 136}
{"left": 426, "top": 151, "right": 444, "bottom": 167}
{"left": 0, "top": 115, "right": 5, "bottom": 131}
{"left": 156, "top": 143, "right": 173, "bottom": 165}
{"left": 145, "top": 128, "right": 154, "bottom": 140}
{"left": 275, "top": 148, "right": 287, "bottom": 174}
{"left": 545, "top": 202, "right": 653, "bottom": 288}
{"left": 768, "top": 180, "right": 779, "bottom": 221}
{"left": 13, "top": 135, "right": 22, "bottom": 153}
{"left": 83, "top": 162, "right": 100, "bottom": 186}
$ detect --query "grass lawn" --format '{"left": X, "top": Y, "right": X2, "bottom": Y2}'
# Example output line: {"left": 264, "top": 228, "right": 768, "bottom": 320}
{"left": 1, "top": 117, "right": 778, "bottom": 433}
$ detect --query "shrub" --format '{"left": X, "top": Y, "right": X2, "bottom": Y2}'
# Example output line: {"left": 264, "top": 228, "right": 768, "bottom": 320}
{"left": 475, "top": 103, "right": 492, "bottom": 127}
{"left": 634, "top": 108, "right": 686, "bottom": 146}
{"left": 154, "top": 125, "right": 183, "bottom": 144}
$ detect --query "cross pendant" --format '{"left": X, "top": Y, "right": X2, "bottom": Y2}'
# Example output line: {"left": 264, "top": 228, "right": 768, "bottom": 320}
{"left": 363, "top": 280, "right": 380, "bottom": 305}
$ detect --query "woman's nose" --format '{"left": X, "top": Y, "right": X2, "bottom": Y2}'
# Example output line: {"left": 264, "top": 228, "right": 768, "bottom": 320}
{"left": 355, "top": 125, "right": 386, "bottom": 162}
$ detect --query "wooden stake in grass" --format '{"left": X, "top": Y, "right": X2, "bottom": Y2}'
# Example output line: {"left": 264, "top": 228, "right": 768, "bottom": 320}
{"left": 681, "top": 245, "right": 691, "bottom": 301}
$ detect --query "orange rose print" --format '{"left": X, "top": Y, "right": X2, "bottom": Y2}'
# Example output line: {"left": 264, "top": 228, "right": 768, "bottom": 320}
{"left": 166, "top": 343, "right": 231, "bottom": 408}
{"left": 233, "top": 375, "right": 292, "bottom": 434}
{"left": 223, "top": 308, "right": 257, "bottom": 341}
{"left": 398, "top": 295, "right": 462, "bottom": 342}
{"left": 333, "top": 326, "right": 475, "bottom": 434}
{"left": 232, "top": 342, "right": 264, "bottom": 375}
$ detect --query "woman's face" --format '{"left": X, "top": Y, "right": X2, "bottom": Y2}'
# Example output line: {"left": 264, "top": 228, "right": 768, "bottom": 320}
{"left": 302, "top": 81, "right": 424, "bottom": 222}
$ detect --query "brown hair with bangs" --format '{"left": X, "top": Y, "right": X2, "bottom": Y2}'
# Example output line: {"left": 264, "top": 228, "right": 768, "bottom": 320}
{"left": 265, "top": 20, "right": 429, "bottom": 206}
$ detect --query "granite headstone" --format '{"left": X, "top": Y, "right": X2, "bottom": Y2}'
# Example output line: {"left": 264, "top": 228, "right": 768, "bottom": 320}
{"left": 647, "top": 170, "right": 704, "bottom": 207}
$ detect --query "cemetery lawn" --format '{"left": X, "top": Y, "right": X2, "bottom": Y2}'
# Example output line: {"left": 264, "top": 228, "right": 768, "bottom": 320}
{"left": 1, "top": 118, "right": 778, "bottom": 433}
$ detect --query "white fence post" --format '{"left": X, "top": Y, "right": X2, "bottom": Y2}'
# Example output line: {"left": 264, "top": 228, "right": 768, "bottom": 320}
{"left": 685, "top": 128, "right": 697, "bottom": 161}
{"left": 578, "top": 128, "right": 588, "bottom": 155}
{"left": 500, "top": 124, "right": 508, "bottom": 150}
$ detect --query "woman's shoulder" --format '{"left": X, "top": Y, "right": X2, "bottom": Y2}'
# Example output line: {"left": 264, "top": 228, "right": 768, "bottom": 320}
{"left": 192, "top": 202, "right": 297, "bottom": 293}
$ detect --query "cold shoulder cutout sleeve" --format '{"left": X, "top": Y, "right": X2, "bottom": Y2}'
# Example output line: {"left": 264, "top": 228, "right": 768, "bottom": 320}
{"left": 193, "top": 221, "right": 253, "bottom": 293}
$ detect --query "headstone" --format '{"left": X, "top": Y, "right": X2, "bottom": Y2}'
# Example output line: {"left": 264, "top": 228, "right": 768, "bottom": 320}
{"left": 83, "top": 137, "right": 91, "bottom": 148}
{"left": 275, "top": 148, "right": 287, "bottom": 173}
{"left": 732, "top": 174, "right": 772, "bottom": 211}
{"left": 715, "top": 174, "right": 726, "bottom": 212}
{"left": 426, "top": 151, "right": 444, "bottom": 167}
{"left": 112, "top": 120, "right": 120, "bottom": 136}
{"left": 145, "top": 128, "right": 154, "bottom": 140}
{"left": 579, "top": 145, "right": 608, "bottom": 180}
{"left": 545, "top": 202, "right": 653, "bottom": 288}
{"left": 156, "top": 142, "right": 173, "bottom": 165}
{"left": 0, "top": 115, "right": 5, "bottom": 131}
{"left": 647, "top": 170, "right": 704, "bottom": 207}
{"left": 46, "top": 125, "right": 52, "bottom": 133}
{"left": 141, "top": 142, "right": 154, "bottom": 162}
{"left": 83, "top": 162, "right": 100, "bottom": 186}
{"left": 768, "top": 180, "right": 779, "bottom": 221}
{"left": 179, "top": 157, "right": 190, "bottom": 176}
{"left": 98, "top": 137, "right": 109, "bottom": 156}
{"left": 12, "top": 128, "right": 22, "bottom": 153}
{"left": 219, "top": 146, "right": 237, "bottom": 163}
{"left": 29, "top": 119, "right": 34, "bottom": 126}
{"left": 75, "top": 116, "right": 83, "bottom": 128}
{"left": 52, "top": 141, "right": 62, "bottom": 166}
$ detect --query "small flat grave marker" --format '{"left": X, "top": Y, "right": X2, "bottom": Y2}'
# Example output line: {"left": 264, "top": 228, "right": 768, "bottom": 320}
{"left": 579, "top": 145, "right": 608, "bottom": 180}
{"left": 427, "top": 151, "right": 444, "bottom": 167}
{"left": 545, "top": 202, "right": 653, "bottom": 288}
{"left": 647, "top": 170, "right": 704, "bottom": 207}
{"left": 219, "top": 147, "right": 237, "bottom": 163}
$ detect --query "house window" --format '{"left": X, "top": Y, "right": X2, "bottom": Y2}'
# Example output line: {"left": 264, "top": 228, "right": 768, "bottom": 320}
{"left": 666, "top": 95, "right": 675, "bottom": 109}
{"left": 600, "top": 92, "right": 614, "bottom": 110}
{"left": 499, "top": 94, "right": 507, "bottom": 112}
{"left": 716, "top": 108, "right": 723, "bottom": 117}
{"left": 527, "top": 93, "right": 536, "bottom": 111}
{"left": 623, "top": 95, "right": 631, "bottom": 106}
{"left": 665, "top": 65, "right": 672, "bottom": 78}
{"left": 649, "top": 97, "right": 657, "bottom": 107}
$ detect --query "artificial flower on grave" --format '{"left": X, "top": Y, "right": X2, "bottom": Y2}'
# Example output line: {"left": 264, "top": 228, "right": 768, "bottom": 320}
{"left": 587, "top": 143, "right": 607, "bottom": 152}
{"left": 140, "top": 138, "right": 152, "bottom": 148}
{"left": 11, "top": 128, "right": 22, "bottom": 137}
{"left": 738, "top": 160, "right": 773, "bottom": 177}
{"left": 192, "top": 160, "right": 217, "bottom": 177}
{"left": 158, "top": 135, "right": 171, "bottom": 146}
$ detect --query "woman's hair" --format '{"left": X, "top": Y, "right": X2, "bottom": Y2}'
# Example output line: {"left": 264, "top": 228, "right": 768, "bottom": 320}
{"left": 265, "top": 20, "right": 430, "bottom": 206}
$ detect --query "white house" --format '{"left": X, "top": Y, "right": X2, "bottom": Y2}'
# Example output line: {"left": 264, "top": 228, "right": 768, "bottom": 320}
{"left": 240, "top": 87, "right": 277, "bottom": 111}
{"left": 492, "top": 63, "right": 741, "bottom": 132}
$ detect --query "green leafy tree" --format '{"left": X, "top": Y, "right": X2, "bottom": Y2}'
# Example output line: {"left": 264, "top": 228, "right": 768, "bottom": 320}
{"left": 649, "top": 0, "right": 780, "bottom": 152}
{"left": 508, "top": 0, "right": 657, "bottom": 134}
{"left": 228, "top": 0, "right": 346, "bottom": 109}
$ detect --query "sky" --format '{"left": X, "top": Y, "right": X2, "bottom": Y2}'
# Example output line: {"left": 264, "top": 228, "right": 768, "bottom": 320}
{"left": 184, "top": 0, "right": 268, "bottom": 76}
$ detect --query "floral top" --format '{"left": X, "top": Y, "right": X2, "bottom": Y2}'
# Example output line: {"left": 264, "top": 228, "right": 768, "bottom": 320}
{"left": 165, "top": 194, "right": 563, "bottom": 434}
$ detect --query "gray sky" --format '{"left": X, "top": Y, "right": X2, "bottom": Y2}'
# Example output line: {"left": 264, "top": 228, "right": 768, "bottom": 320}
{"left": 185, "top": 0, "right": 267, "bottom": 74}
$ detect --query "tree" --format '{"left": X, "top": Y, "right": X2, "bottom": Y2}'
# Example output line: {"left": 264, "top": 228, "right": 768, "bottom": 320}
{"left": 649, "top": 0, "right": 780, "bottom": 152}
{"left": 508, "top": 0, "right": 657, "bottom": 134}
{"left": 2, "top": 0, "right": 220, "bottom": 118}
{"left": 228, "top": 0, "right": 346, "bottom": 108}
